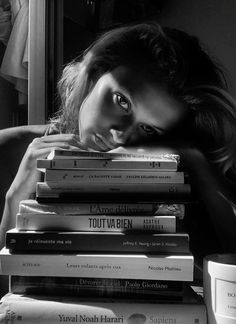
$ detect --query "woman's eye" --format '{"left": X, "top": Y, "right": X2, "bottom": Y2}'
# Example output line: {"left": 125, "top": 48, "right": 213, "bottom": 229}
{"left": 114, "top": 93, "right": 130, "bottom": 112}
{"left": 140, "top": 124, "right": 156, "bottom": 135}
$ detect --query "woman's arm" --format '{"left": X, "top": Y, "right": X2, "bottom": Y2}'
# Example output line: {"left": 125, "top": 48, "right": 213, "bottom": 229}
{"left": 0, "top": 134, "right": 89, "bottom": 249}
{"left": 181, "top": 148, "right": 236, "bottom": 252}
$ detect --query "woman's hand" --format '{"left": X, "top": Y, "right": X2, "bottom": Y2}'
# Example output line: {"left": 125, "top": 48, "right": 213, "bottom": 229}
{"left": 0, "top": 134, "right": 91, "bottom": 248}
{"left": 8, "top": 134, "right": 89, "bottom": 200}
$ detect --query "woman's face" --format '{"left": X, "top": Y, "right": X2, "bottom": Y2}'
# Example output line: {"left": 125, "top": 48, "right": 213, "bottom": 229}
{"left": 78, "top": 66, "right": 187, "bottom": 151}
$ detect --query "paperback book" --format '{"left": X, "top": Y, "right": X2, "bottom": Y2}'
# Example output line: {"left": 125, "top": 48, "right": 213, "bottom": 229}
{"left": 44, "top": 169, "right": 185, "bottom": 184}
{"left": 6, "top": 229, "right": 189, "bottom": 253}
{"left": 18, "top": 199, "right": 185, "bottom": 218}
{"left": 47, "top": 148, "right": 180, "bottom": 162}
{"left": 0, "top": 247, "right": 194, "bottom": 281}
{"left": 0, "top": 291, "right": 207, "bottom": 324}
{"left": 36, "top": 182, "right": 192, "bottom": 203}
{"left": 9, "top": 276, "right": 184, "bottom": 299}
{"left": 37, "top": 157, "right": 178, "bottom": 171}
{"left": 16, "top": 213, "right": 179, "bottom": 232}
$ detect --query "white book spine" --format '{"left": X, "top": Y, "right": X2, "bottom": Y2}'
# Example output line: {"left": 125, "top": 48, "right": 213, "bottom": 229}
{"left": 0, "top": 293, "right": 207, "bottom": 324}
{"left": 0, "top": 248, "right": 194, "bottom": 281}
{"left": 48, "top": 149, "right": 180, "bottom": 161}
{"left": 45, "top": 170, "right": 185, "bottom": 184}
{"left": 37, "top": 158, "right": 177, "bottom": 171}
{"left": 16, "top": 213, "right": 176, "bottom": 232}
{"left": 19, "top": 200, "right": 185, "bottom": 218}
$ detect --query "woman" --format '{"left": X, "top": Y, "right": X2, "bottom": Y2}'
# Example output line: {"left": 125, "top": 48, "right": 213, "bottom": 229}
{"left": 0, "top": 22, "right": 235, "bottom": 252}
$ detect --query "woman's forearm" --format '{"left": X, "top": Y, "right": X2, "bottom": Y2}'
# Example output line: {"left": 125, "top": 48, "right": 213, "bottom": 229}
{"left": 0, "top": 189, "right": 26, "bottom": 250}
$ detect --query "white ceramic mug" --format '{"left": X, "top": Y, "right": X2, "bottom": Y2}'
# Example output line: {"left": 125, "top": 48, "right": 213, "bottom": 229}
{"left": 203, "top": 254, "right": 236, "bottom": 324}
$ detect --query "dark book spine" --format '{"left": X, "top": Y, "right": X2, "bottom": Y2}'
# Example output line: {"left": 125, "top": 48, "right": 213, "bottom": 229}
{"left": 10, "top": 276, "right": 184, "bottom": 299}
{"left": 36, "top": 195, "right": 193, "bottom": 204}
{"left": 6, "top": 231, "right": 189, "bottom": 253}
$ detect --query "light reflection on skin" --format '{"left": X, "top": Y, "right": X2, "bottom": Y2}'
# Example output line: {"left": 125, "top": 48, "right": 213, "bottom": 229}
{"left": 78, "top": 66, "right": 187, "bottom": 151}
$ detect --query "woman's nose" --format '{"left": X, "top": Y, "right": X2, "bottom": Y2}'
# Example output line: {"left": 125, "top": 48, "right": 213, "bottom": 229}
{"left": 109, "top": 128, "right": 132, "bottom": 145}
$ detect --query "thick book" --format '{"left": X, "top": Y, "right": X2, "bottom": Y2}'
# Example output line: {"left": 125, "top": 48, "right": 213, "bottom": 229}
{"left": 16, "top": 213, "right": 178, "bottom": 232}
{"left": 44, "top": 169, "right": 185, "bottom": 185}
{"left": 47, "top": 148, "right": 180, "bottom": 162}
{"left": 36, "top": 182, "right": 191, "bottom": 202}
{"left": 37, "top": 157, "right": 178, "bottom": 171}
{"left": 0, "top": 292, "right": 207, "bottom": 324}
{"left": 10, "top": 276, "right": 184, "bottom": 299}
{"left": 19, "top": 199, "right": 185, "bottom": 218}
{"left": 0, "top": 248, "right": 194, "bottom": 281}
{"left": 6, "top": 229, "right": 189, "bottom": 253}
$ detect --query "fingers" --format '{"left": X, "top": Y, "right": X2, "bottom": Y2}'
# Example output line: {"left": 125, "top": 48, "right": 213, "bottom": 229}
{"left": 25, "top": 133, "right": 105, "bottom": 162}
{"left": 26, "top": 144, "right": 86, "bottom": 162}
{"left": 40, "top": 134, "right": 84, "bottom": 148}
{"left": 30, "top": 134, "right": 88, "bottom": 150}
{"left": 40, "top": 134, "right": 80, "bottom": 143}
{"left": 108, "top": 146, "right": 128, "bottom": 153}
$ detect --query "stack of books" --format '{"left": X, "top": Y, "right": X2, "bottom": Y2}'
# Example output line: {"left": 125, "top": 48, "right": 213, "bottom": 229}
{"left": 0, "top": 149, "right": 206, "bottom": 323}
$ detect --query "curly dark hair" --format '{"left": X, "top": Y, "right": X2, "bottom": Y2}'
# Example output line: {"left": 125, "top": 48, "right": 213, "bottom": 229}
{"left": 53, "top": 22, "right": 236, "bottom": 173}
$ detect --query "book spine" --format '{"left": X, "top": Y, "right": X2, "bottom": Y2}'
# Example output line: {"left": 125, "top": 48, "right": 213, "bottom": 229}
{"left": 10, "top": 276, "right": 184, "bottom": 298}
{"left": 19, "top": 201, "right": 185, "bottom": 218}
{"left": 37, "top": 158, "right": 178, "bottom": 171}
{"left": 36, "top": 196, "right": 191, "bottom": 204}
{"left": 45, "top": 170, "right": 185, "bottom": 184}
{"left": 6, "top": 231, "right": 189, "bottom": 253}
{"left": 16, "top": 214, "right": 177, "bottom": 232}
{"left": 51, "top": 149, "right": 180, "bottom": 161}
{"left": 0, "top": 249, "right": 194, "bottom": 281}
{"left": 0, "top": 294, "right": 207, "bottom": 324}
{"left": 36, "top": 182, "right": 191, "bottom": 195}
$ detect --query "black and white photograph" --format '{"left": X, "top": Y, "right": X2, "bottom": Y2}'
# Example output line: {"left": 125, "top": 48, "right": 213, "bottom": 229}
{"left": 0, "top": 1, "right": 235, "bottom": 323}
